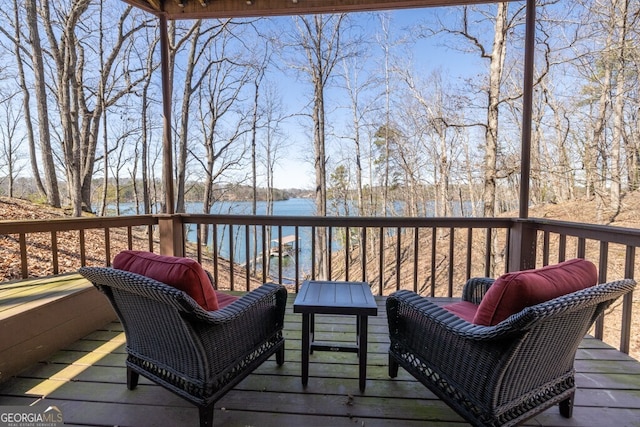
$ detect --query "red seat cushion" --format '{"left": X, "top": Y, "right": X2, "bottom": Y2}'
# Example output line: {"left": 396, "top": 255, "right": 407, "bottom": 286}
{"left": 215, "top": 290, "right": 240, "bottom": 309}
{"left": 443, "top": 301, "right": 478, "bottom": 323}
{"left": 113, "top": 250, "right": 222, "bottom": 311}
{"left": 473, "top": 258, "right": 597, "bottom": 326}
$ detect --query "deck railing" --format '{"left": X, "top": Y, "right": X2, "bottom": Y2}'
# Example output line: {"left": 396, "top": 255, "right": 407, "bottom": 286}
{"left": 181, "top": 215, "right": 514, "bottom": 297}
{"left": 527, "top": 218, "right": 639, "bottom": 355}
{"left": 0, "top": 213, "right": 637, "bottom": 357}
{"left": 0, "top": 215, "right": 157, "bottom": 280}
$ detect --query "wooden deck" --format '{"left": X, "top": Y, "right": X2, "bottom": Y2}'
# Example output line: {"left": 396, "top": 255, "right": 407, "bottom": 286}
{"left": 1, "top": 295, "right": 640, "bottom": 426}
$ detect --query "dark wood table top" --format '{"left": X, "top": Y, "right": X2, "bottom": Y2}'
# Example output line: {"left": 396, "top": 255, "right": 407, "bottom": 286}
{"left": 293, "top": 280, "right": 378, "bottom": 316}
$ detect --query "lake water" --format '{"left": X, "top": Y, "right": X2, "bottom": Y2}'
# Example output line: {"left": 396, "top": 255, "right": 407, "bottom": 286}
{"left": 201, "top": 198, "right": 317, "bottom": 216}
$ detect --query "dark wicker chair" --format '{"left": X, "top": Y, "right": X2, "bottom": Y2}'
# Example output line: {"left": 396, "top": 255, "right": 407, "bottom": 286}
{"left": 386, "top": 277, "right": 636, "bottom": 427}
{"left": 79, "top": 266, "right": 287, "bottom": 427}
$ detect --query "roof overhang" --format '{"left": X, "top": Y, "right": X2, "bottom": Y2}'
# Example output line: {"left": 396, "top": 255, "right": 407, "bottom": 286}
{"left": 122, "top": 0, "right": 520, "bottom": 20}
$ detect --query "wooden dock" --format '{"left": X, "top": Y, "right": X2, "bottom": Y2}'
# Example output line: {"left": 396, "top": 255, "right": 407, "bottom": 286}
{"left": 269, "top": 235, "right": 298, "bottom": 257}
{"left": 1, "top": 295, "right": 640, "bottom": 426}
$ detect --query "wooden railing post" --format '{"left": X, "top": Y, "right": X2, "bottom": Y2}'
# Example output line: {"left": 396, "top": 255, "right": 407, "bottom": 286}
{"left": 156, "top": 214, "right": 185, "bottom": 257}
{"left": 507, "top": 219, "right": 537, "bottom": 272}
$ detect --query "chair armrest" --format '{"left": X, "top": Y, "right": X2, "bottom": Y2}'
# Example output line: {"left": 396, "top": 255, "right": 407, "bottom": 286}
{"left": 203, "top": 269, "right": 286, "bottom": 322}
{"left": 461, "top": 277, "right": 495, "bottom": 304}
{"left": 190, "top": 282, "right": 287, "bottom": 325}
{"left": 190, "top": 283, "right": 287, "bottom": 373}
{"left": 210, "top": 282, "right": 287, "bottom": 321}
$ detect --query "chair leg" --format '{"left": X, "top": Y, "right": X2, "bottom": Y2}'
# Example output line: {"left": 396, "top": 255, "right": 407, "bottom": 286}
{"left": 559, "top": 392, "right": 574, "bottom": 418}
{"left": 389, "top": 354, "right": 399, "bottom": 378}
{"left": 276, "top": 345, "right": 285, "bottom": 366}
{"left": 199, "top": 405, "right": 214, "bottom": 427}
{"left": 127, "top": 367, "right": 139, "bottom": 390}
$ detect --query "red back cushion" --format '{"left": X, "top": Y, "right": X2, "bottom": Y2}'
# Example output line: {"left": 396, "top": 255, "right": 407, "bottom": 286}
{"left": 473, "top": 258, "right": 597, "bottom": 326}
{"left": 113, "top": 251, "right": 220, "bottom": 311}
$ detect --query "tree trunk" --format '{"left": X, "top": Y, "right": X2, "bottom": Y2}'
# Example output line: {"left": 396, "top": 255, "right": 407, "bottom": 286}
{"left": 140, "top": 51, "right": 155, "bottom": 214}
{"left": 483, "top": 3, "right": 508, "bottom": 217}
{"left": 176, "top": 21, "right": 202, "bottom": 214}
{"left": 294, "top": 14, "right": 347, "bottom": 279}
{"left": 589, "top": 43, "right": 614, "bottom": 221}
{"left": 610, "top": 0, "right": 629, "bottom": 215}
{"left": 314, "top": 80, "right": 328, "bottom": 278}
{"left": 250, "top": 77, "right": 260, "bottom": 276}
{"left": 25, "top": 0, "right": 60, "bottom": 208}
{"left": 11, "top": 0, "right": 46, "bottom": 199}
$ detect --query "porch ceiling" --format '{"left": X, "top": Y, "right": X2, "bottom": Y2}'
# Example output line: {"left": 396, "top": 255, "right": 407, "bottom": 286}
{"left": 121, "top": 0, "right": 521, "bottom": 20}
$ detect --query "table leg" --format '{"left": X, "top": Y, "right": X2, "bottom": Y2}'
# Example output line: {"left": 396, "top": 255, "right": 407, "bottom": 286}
{"left": 356, "top": 315, "right": 360, "bottom": 356}
{"left": 302, "top": 313, "right": 310, "bottom": 387}
{"left": 310, "top": 313, "right": 315, "bottom": 354}
{"left": 358, "top": 315, "right": 368, "bottom": 391}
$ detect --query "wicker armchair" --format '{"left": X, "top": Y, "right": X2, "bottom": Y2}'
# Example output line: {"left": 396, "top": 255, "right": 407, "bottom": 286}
{"left": 79, "top": 266, "right": 287, "bottom": 427}
{"left": 386, "top": 277, "right": 636, "bottom": 427}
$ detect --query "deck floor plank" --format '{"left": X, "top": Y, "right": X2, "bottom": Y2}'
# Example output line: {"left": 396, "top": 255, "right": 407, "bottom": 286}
{"left": 1, "top": 295, "right": 640, "bottom": 426}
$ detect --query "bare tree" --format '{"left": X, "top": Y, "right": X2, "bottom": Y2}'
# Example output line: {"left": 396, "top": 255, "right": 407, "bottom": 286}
{"left": 108, "top": 136, "right": 128, "bottom": 216}
{"left": 24, "top": 0, "right": 61, "bottom": 207}
{"left": 173, "top": 19, "right": 234, "bottom": 213}
{"left": 378, "top": 13, "right": 393, "bottom": 216}
{"left": 32, "top": 1, "right": 151, "bottom": 215}
{"left": 585, "top": 12, "right": 615, "bottom": 218}
{"left": 609, "top": 0, "right": 631, "bottom": 215}
{"left": 0, "top": 1, "right": 48, "bottom": 199}
{"left": 339, "top": 49, "right": 379, "bottom": 217}
{"left": 0, "top": 93, "right": 26, "bottom": 197}
{"left": 398, "top": 68, "right": 466, "bottom": 217}
{"left": 260, "top": 85, "right": 286, "bottom": 277}
{"left": 625, "top": 55, "right": 640, "bottom": 191}
{"left": 98, "top": 122, "right": 138, "bottom": 216}
{"left": 425, "top": 4, "right": 520, "bottom": 217}
{"left": 540, "top": 81, "right": 575, "bottom": 203}
{"left": 193, "top": 28, "right": 252, "bottom": 245}
{"left": 135, "top": 23, "right": 161, "bottom": 214}
{"left": 484, "top": 3, "right": 510, "bottom": 217}
{"left": 286, "top": 13, "right": 350, "bottom": 278}
{"left": 259, "top": 83, "right": 288, "bottom": 215}
{"left": 248, "top": 44, "right": 268, "bottom": 275}
{"left": 571, "top": 0, "right": 636, "bottom": 219}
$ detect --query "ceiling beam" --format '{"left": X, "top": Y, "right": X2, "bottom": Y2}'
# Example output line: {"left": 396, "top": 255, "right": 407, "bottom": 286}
{"left": 123, "top": 0, "right": 520, "bottom": 20}
{"left": 147, "top": 0, "right": 162, "bottom": 10}
{"left": 121, "top": 0, "right": 161, "bottom": 14}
